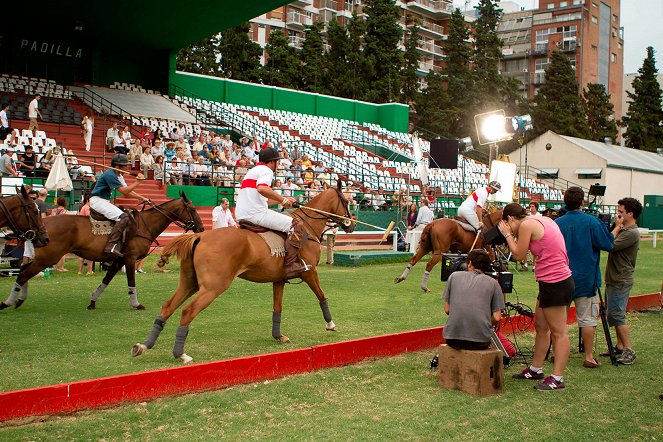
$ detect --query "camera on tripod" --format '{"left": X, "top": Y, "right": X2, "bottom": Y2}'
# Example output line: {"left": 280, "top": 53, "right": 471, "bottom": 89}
{"left": 440, "top": 253, "right": 513, "bottom": 293}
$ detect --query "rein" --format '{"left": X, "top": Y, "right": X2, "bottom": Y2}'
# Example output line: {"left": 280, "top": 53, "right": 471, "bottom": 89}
{"left": 134, "top": 199, "right": 201, "bottom": 243}
{"left": 291, "top": 189, "right": 350, "bottom": 242}
{"left": 0, "top": 197, "right": 38, "bottom": 242}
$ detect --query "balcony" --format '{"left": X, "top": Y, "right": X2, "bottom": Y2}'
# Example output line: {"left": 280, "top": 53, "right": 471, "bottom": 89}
{"left": 288, "top": 35, "right": 304, "bottom": 49}
{"left": 286, "top": 12, "right": 313, "bottom": 29}
{"left": 407, "top": 0, "right": 454, "bottom": 17}
{"left": 558, "top": 40, "right": 577, "bottom": 52}
{"left": 417, "top": 40, "right": 445, "bottom": 57}
{"left": 415, "top": 20, "right": 446, "bottom": 38}
{"left": 318, "top": 0, "right": 337, "bottom": 10}
{"left": 533, "top": 44, "right": 548, "bottom": 55}
{"left": 533, "top": 73, "right": 546, "bottom": 85}
{"left": 533, "top": 11, "right": 582, "bottom": 26}
{"left": 290, "top": 0, "right": 313, "bottom": 8}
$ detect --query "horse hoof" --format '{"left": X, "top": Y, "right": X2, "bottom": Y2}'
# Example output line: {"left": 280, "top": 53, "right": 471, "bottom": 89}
{"left": 326, "top": 321, "right": 337, "bottom": 332}
{"left": 87, "top": 301, "right": 96, "bottom": 310}
{"left": 179, "top": 353, "right": 193, "bottom": 364}
{"left": 131, "top": 343, "right": 147, "bottom": 357}
{"left": 0, "top": 302, "right": 9, "bottom": 310}
{"left": 15, "top": 299, "right": 24, "bottom": 309}
{"left": 134, "top": 304, "right": 145, "bottom": 310}
{"left": 394, "top": 277, "right": 403, "bottom": 284}
{"left": 421, "top": 287, "right": 431, "bottom": 293}
{"left": 278, "top": 336, "right": 290, "bottom": 343}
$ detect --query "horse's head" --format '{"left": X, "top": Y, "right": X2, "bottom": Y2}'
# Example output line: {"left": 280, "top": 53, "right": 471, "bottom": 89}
{"left": 482, "top": 209, "right": 503, "bottom": 231}
{"left": 178, "top": 192, "right": 205, "bottom": 233}
{"left": 3, "top": 186, "right": 50, "bottom": 247}
{"left": 334, "top": 180, "right": 355, "bottom": 233}
{"left": 304, "top": 180, "right": 356, "bottom": 233}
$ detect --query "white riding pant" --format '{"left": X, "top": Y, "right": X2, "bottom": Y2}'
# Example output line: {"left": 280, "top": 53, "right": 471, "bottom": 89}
{"left": 458, "top": 203, "right": 480, "bottom": 229}
{"left": 237, "top": 208, "right": 293, "bottom": 233}
{"left": 23, "top": 240, "right": 35, "bottom": 259}
{"left": 89, "top": 196, "right": 124, "bottom": 221}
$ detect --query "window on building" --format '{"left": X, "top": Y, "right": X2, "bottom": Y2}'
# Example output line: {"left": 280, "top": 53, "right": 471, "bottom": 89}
{"left": 568, "top": 56, "right": 577, "bottom": 69}
{"left": 535, "top": 58, "right": 550, "bottom": 72}
{"left": 573, "top": 0, "right": 583, "bottom": 4}
{"left": 612, "top": 27, "right": 618, "bottom": 37}
{"left": 611, "top": 53, "right": 617, "bottom": 63}
{"left": 592, "top": 1, "right": 598, "bottom": 7}
{"left": 618, "top": 42, "right": 622, "bottom": 50}
{"left": 591, "top": 44, "right": 598, "bottom": 50}
{"left": 612, "top": 14, "right": 618, "bottom": 22}
{"left": 591, "top": 15, "right": 598, "bottom": 24}
{"left": 560, "top": 1, "right": 568, "bottom": 6}
{"left": 547, "top": 3, "right": 554, "bottom": 9}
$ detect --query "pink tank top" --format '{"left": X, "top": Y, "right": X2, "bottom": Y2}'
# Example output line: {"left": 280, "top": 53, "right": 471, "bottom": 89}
{"left": 528, "top": 217, "right": 572, "bottom": 283}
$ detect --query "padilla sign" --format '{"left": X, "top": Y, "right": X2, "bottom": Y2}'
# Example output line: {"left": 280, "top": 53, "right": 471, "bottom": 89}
{"left": 20, "top": 39, "right": 83, "bottom": 58}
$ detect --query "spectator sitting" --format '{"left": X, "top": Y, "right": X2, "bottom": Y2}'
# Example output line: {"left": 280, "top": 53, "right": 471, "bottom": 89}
{"left": 36, "top": 146, "right": 59, "bottom": 178}
{"left": 66, "top": 151, "right": 84, "bottom": 180}
{"left": 290, "top": 145, "right": 303, "bottom": 162}
{"left": 343, "top": 183, "right": 358, "bottom": 210}
{"left": 181, "top": 157, "right": 195, "bottom": 185}
{"left": 193, "top": 156, "right": 211, "bottom": 186}
{"left": 0, "top": 147, "right": 18, "bottom": 177}
{"left": 152, "top": 128, "right": 163, "bottom": 146}
{"left": 174, "top": 136, "right": 190, "bottom": 157}
{"left": 140, "top": 127, "right": 152, "bottom": 144}
{"left": 211, "top": 162, "right": 232, "bottom": 187}
{"left": 140, "top": 147, "right": 155, "bottom": 178}
{"left": 305, "top": 181, "right": 319, "bottom": 201}
{"left": 221, "top": 134, "right": 233, "bottom": 150}
{"left": 166, "top": 158, "right": 182, "bottom": 185}
{"left": 163, "top": 142, "right": 177, "bottom": 162}
{"left": 150, "top": 139, "right": 164, "bottom": 158}
{"left": 153, "top": 155, "right": 168, "bottom": 183}
{"left": 374, "top": 187, "right": 389, "bottom": 211}
{"left": 360, "top": 188, "right": 374, "bottom": 209}
{"left": 280, "top": 177, "right": 299, "bottom": 198}
{"left": 128, "top": 138, "right": 145, "bottom": 169}
{"left": 169, "top": 127, "right": 179, "bottom": 140}
{"left": 17, "top": 145, "right": 37, "bottom": 177}
{"left": 300, "top": 154, "right": 312, "bottom": 169}
{"left": 199, "top": 144, "right": 210, "bottom": 159}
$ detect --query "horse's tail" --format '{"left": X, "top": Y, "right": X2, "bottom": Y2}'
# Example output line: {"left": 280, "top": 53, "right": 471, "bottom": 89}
{"left": 157, "top": 233, "right": 201, "bottom": 268}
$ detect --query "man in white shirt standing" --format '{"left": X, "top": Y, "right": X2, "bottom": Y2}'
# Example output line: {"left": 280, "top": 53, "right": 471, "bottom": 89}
{"left": 457, "top": 181, "right": 501, "bottom": 231}
{"left": 1, "top": 102, "right": 17, "bottom": 144}
{"left": 414, "top": 198, "right": 434, "bottom": 229}
{"left": 212, "top": 198, "right": 237, "bottom": 229}
{"left": 28, "top": 95, "right": 42, "bottom": 131}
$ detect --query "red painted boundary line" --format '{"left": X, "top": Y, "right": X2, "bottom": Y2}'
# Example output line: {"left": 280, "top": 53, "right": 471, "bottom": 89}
{"left": 0, "top": 293, "right": 659, "bottom": 423}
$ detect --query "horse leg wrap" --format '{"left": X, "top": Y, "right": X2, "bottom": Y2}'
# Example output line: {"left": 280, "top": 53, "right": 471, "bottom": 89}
{"left": 400, "top": 264, "right": 413, "bottom": 280}
{"left": 421, "top": 271, "right": 431, "bottom": 288}
{"left": 144, "top": 316, "right": 165, "bottom": 349}
{"left": 272, "top": 312, "right": 282, "bottom": 340}
{"left": 20, "top": 282, "right": 29, "bottom": 301}
{"left": 4, "top": 283, "right": 22, "bottom": 306}
{"left": 90, "top": 283, "right": 108, "bottom": 302}
{"left": 173, "top": 325, "right": 189, "bottom": 358}
{"left": 128, "top": 286, "right": 139, "bottom": 308}
{"left": 319, "top": 299, "right": 333, "bottom": 323}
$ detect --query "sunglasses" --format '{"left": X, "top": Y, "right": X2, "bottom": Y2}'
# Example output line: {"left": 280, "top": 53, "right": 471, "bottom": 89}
{"left": 30, "top": 197, "right": 37, "bottom": 200}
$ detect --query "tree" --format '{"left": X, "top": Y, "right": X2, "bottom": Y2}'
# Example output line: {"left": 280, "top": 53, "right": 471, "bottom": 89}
{"left": 583, "top": 83, "right": 618, "bottom": 142}
{"left": 325, "top": 19, "right": 351, "bottom": 98}
{"left": 472, "top": 0, "right": 504, "bottom": 113}
{"left": 300, "top": 22, "right": 327, "bottom": 93}
{"left": 176, "top": 37, "right": 221, "bottom": 77}
{"left": 345, "top": 13, "right": 371, "bottom": 100}
{"left": 532, "top": 51, "right": 590, "bottom": 138}
{"left": 414, "top": 71, "right": 455, "bottom": 136}
{"left": 623, "top": 46, "right": 663, "bottom": 152}
{"left": 218, "top": 22, "right": 263, "bottom": 83}
{"left": 401, "top": 19, "right": 422, "bottom": 104}
{"left": 262, "top": 30, "right": 301, "bottom": 89}
{"left": 362, "top": 0, "right": 403, "bottom": 103}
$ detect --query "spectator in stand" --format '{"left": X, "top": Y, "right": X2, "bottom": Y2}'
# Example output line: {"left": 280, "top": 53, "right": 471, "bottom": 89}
{"left": 140, "top": 147, "right": 155, "bottom": 178}
{"left": 360, "top": 188, "right": 374, "bottom": 209}
{"left": 178, "top": 157, "right": 193, "bottom": 185}
{"left": 244, "top": 140, "right": 257, "bottom": 159}
{"left": 150, "top": 139, "right": 164, "bottom": 158}
{"left": 66, "top": 151, "right": 85, "bottom": 180}
{"left": 290, "top": 145, "right": 303, "bottom": 162}
{"left": 198, "top": 144, "right": 210, "bottom": 159}
{"left": 166, "top": 157, "right": 182, "bottom": 185}
{"left": 82, "top": 113, "right": 94, "bottom": 151}
{"left": 193, "top": 156, "right": 211, "bottom": 186}
{"left": 51, "top": 196, "right": 69, "bottom": 272}
{"left": 77, "top": 195, "right": 94, "bottom": 275}
{"left": 153, "top": 155, "right": 167, "bottom": 183}
{"left": 169, "top": 127, "right": 179, "bottom": 140}
{"left": 229, "top": 145, "right": 242, "bottom": 162}
{"left": 113, "top": 128, "right": 128, "bottom": 154}
{"left": 192, "top": 134, "right": 205, "bottom": 154}
{"left": 305, "top": 181, "right": 319, "bottom": 201}
{"left": 121, "top": 125, "right": 132, "bottom": 151}
{"left": 211, "top": 162, "right": 232, "bottom": 187}
{"left": 140, "top": 127, "right": 152, "bottom": 145}
{"left": 221, "top": 134, "right": 233, "bottom": 150}
{"left": 36, "top": 146, "right": 59, "bottom": 178}
{"left": 280, "top": 177, "right": 299, "bottom": 198}
{"left": 212, "top": 198, "right": 237, "bottom": 229}
{"left": 35, "top": 189, "right": 48, "bottom": 219}
{"left": 106, "top": 122, "right": 119, "bottom": 152}
{"left": 28, "top": 94, "right": 42, "bottom": 131}
{"left": 300, "top": 154, "right": 312, "bottom": 170}
{"left": 0, "top": 148, "right": 18, "bottom": 177}
{"left": 152, "top": 128, "right": 163, "bottom": 146}
{"left": 374, "top": 187, "right": 389, "bottom": 211}
{"left": 174, "top": 136, "right": 190, "bottom": 157}
{"left": 499, "top": 203, "right": 574, "bottom": 391}
{"left": 0, "top": 102, "right": 17, "bottom": 145}
{"left": 17, "top": 145, "right": 37, "bottom": 177}
{"left": 343, "top": 183, "right": 358, "bottom": 210}
{"left": 128, "top": 138, "right": 145, "bottom": 170}
{"left": 163, "top": 142, "right": 177, "bottom": 162}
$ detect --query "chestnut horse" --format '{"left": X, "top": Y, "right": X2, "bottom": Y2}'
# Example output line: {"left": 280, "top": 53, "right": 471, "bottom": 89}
{"left": 131, "top": 182, "right": 355, "bottom": 364}
{"left": 394, "top": 210, "right": 503, "bottom": 292}
{"left": 0, "top": 185, "right": 49, "bottom": 247}
{"left": 0, "top": 194, "right": 203, "bottom": 310}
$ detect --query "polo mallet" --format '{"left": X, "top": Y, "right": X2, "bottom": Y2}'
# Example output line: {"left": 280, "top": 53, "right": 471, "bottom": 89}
{"left": 380, "top": 221, "right": 396, "bottom": 243}
{"left": 294, "top": 204, "right": 392, "bottom": 232}
{"left": 76, "top": 158, "right": 144, "bottom": 177}
{"left": 470, "top": 230, "right": 481, "bottom": 251}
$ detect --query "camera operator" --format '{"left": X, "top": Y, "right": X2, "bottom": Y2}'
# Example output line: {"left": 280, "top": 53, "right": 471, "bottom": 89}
{"left": 555, "top": 187, "right": 614, "bottom": 369}
{"left": 442, "top": 250, "right": 505, "bottom": 351}
{"left": 498, "top": 203, "right": 574, "bottom": 391}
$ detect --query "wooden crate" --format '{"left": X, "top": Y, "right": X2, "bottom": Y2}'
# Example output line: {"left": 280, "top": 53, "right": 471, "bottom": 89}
{"left": 438, "top": 344, "right": 504, "bottom": 396}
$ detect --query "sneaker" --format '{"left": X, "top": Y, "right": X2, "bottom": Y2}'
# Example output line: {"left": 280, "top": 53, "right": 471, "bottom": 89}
{"left": 616, "top": 349, "right": 636, "bottom": 365}
{"left": 136, "top": 269, "right": 146, "bottom": 274}
{"left": 512, "top": 367, "right": 544, "bottom": 380}
{"left": 600, "top": 348, "right": 623, "bottom": 357}
{"left": 534, "top": 376, "right": 566, "bottom": 391}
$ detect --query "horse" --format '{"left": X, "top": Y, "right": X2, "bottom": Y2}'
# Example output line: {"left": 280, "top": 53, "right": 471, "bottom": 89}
{"left": 131, "top": 181, "right": 355, "bottom": 364}
{"left": 0, "top": 185, "right": 49, "bottom": 248}
{"left": 0, "top": 193, "right": 204, "bottom": 310}
{"left": 394, "top": 210, "right": 503, "bottom": 292}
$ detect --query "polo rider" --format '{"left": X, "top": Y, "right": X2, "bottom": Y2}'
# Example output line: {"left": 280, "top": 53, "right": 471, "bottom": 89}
{"left": 234, "top": 147, "right": 309, "bottom": 280}
{"left": 457, "top": 181, "right": 501, "bottom": 231}
{"left": 90, "top": 154, "right": 149, "bottom": 258}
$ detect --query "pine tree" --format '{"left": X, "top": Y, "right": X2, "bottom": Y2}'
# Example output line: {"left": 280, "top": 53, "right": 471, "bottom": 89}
{"left": 262, "top": 30, "right": 302, "bottom": 89}
{"left": 401, "top": 19, "right": 422, "bottom": 104}
{"left": 414, "top": 71, "right": 455, "bottom": 136}
{"left": 218, "top": 23, "right": 263, "bottom": 83}
{"left": 583, "top": 83, "right": 618, "bottom": 142}
{"left": 325, "top": 19, "right": 351, "bottom": 98}
{"left": 623, "top": 46, "right": 663, "bottom": 152}
{"left": 532, "top": 51, "right": 590, "bottom": 138}
{"left": 362, "top": 0, "right": 404, "bottom": 103}
{"left": 300, "top": 22, "right": 327, "bottom": 93}
{"left": 472, "top": 0, "right": 504, "bottom": 112}
{"left": 176, "top": 37, "right": 221, "bottom": 77}
{"left": 345, "top": 13, "right": 371, "bottom": 100}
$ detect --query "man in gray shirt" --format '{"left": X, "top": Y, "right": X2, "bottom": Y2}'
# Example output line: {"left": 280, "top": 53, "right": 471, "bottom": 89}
{"left": 443, "top": 250, "right": 505, "bottom": 350}
{"left": 0, "top": 149, "right": 18, "bottom": 177}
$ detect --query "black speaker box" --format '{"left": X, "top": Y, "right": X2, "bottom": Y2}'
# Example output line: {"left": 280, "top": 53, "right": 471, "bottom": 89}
{"left": 429, "top": 139, "right": 459, "bottom": 169}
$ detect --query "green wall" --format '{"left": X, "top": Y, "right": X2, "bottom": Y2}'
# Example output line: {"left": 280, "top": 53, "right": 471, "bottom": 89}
{"left": 170, "top": 71, "right": 409, "bottom": 133}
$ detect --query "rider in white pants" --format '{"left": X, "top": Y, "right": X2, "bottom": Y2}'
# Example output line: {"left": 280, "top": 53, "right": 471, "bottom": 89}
{"left": 457, "top": 181, "right": 501, "bottom": 230}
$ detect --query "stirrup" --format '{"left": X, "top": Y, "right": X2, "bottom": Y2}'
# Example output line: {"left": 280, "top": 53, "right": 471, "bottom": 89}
{"left": 106, "top": 244, "right": 124, "bottom": 258}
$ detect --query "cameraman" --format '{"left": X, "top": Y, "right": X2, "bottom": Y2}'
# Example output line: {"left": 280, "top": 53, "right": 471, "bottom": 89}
{"left": 442, "top": 250, "right": 505, "bottom": 350}
{"left": 555, "top": 187, "right": 614, "bottom": 369}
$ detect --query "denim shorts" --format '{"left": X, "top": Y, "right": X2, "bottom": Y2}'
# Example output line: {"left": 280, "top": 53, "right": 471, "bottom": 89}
{"left": 606, "top": 283, "right": 632, "bottom": 326}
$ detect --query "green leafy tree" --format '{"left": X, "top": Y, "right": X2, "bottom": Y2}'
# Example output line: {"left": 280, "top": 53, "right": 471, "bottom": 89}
{"left": 472, "top": 0, "right": 504, "bottom": 112}
{"left": 262, "top": 30, "right": 301, "bottom": 89}
{"left": 583, "top": 83, "right": 618, "bottom": 142}
{"left": 345, "top": 13, "right": 371, "bottom": 100}
{"left": 362, "top": 0, "right": 403, "bottom": 103}
{"left": 623, "top": 46, "right": 663, "bottom": 151}
{"left": 300, "top": 22, "right": 327, "bottom": 93}
{"left": 218, "top": 22, "right": 263, "bottom": 83}
{"left": 414, "top": 71, "right": 455, "bottom": 136}
{"left": 176, "top": 37, "right": 221, "bottom": 76}
{"left": 532, "top": 51, "right": 590, "bottom": 138}
{"left": 401, "top": 20, "right": 422, "bottom": 104}
{"left": 325, "top": 19, "right": 351, "bottom": 98}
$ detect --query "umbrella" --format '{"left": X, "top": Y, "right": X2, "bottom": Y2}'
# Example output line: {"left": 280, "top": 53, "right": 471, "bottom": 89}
{"left": 45, "top": 154, "right": 73, "bottom": 192}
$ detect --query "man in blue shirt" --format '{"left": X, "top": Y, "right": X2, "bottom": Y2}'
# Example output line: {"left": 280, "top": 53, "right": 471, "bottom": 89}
{"left": 556, "top": 187, "right": 614, "bottom": 368}
{"left": 90, "top": 154, "right": 149, "bottom": 258}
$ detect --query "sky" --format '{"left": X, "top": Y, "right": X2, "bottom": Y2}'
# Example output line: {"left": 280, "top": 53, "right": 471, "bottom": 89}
{"left": 452, "top": 0, "right": 663, "bottom": 74}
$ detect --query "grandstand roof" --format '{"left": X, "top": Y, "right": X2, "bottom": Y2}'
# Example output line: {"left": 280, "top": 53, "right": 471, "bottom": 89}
{"left": 559, "top": 134, "right": 663, "bottom": 175}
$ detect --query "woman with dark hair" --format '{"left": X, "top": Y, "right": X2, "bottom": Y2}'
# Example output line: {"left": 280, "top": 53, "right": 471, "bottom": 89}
{"left": 405, "top": 203, "right": 418, "bottom": 252}
{"left": 498, "top": 203, "right": 574, "bottom": 391}
{"left": 152, "top": 128, "right": 163, "bottom": 146}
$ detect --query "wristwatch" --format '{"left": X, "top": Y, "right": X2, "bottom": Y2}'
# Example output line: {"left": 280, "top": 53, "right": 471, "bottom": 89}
{"left": 504, "top": 233, "right": 512, "bottom": 239}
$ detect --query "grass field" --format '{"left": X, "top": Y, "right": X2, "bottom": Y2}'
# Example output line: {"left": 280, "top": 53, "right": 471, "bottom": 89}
{"left": 0, "top": 241, "right": 661, "bottom": 438}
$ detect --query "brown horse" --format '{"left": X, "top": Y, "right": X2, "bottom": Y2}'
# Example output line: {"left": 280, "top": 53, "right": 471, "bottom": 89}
{"left": 394, "top": 210, "right": 503, "bottom": 292}
{"left": 131, "top": 181, "right": 355, "bottom": 364}
{"left": 0, "top": 185, "right": 49, "bottom": 247}
{"left": 0, "top": 194, "right": 203, "bottom": 310}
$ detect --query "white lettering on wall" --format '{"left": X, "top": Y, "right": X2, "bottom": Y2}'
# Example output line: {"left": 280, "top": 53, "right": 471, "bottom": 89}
{"left": 20, "top": 40, "right": 83, "bottom": 58}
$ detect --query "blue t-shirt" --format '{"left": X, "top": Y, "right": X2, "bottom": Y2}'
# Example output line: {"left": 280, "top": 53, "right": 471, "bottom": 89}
{"left": 91, "top": 169, "right": 124, "bottom": 200}
{"left": 556, "top": 210, "right": 614, "bottom": 298}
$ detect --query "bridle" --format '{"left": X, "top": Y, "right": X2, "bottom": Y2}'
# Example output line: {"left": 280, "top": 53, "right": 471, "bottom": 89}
{"left": 0, "top": 195, "right": 41, "bottom": 242}
{"left": 292, "top": 188, "right": 353, "bottom": 241}
{"left": 140, "top": 199, "right": 202, "bottom": 233}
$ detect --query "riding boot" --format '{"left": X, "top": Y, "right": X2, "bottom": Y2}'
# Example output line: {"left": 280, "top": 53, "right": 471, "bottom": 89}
{"left": 104, "top": 213, "right": 131, "bottom": 258}
{"left": 284, "top": 220, "right": 310, "bottom": 280}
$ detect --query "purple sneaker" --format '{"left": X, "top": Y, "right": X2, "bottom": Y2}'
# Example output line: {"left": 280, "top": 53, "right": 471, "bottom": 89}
{"left": 512, "top": 367, "right": 544, "bottom": 380}
{"left": 534, "top": 376, "right": 566, "bottom": 391}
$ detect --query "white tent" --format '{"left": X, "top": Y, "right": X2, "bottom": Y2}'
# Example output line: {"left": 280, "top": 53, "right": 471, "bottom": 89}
{"left": 45, "top": 154, "right": 73, "bottom": 192}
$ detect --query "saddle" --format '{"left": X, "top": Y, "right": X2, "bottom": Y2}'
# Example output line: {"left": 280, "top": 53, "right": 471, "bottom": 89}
{"left": 239, "top": 221, "right": 286, "bottom": 239}
{"left": 452, "top": 216, "right": 478, "bottom": 233}
{"left": 88, "top": 208, "right": 137, "bottom": 237}
{"left": 239, "top": 221, "right": 287, "bottom": 257}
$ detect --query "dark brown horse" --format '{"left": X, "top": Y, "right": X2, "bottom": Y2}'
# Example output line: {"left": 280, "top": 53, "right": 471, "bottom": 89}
{"left": 131, "top": 181, "right": 355, "bottom": 364}
{"left": 394, "top": 210, "right": 503, "bottom": 292}
{"left": 0, "top": 185, "right": 49, "bottom": 247}
{"left": 0, "top": 194, "right": 203, "bottom": 310}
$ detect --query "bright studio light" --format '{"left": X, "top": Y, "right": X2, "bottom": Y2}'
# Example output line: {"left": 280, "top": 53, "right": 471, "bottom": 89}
{"left": 481, "top": 114, "right": 508, "bottom": 143}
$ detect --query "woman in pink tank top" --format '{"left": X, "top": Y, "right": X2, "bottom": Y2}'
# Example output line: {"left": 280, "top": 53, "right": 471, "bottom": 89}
{"left": 498, "top": 203, "right": 574, "bottom": 391}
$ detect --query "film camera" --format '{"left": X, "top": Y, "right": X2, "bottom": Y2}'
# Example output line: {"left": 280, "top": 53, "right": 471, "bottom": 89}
{"left": 440, "top": 253, "right": 513, "bottom": 293}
